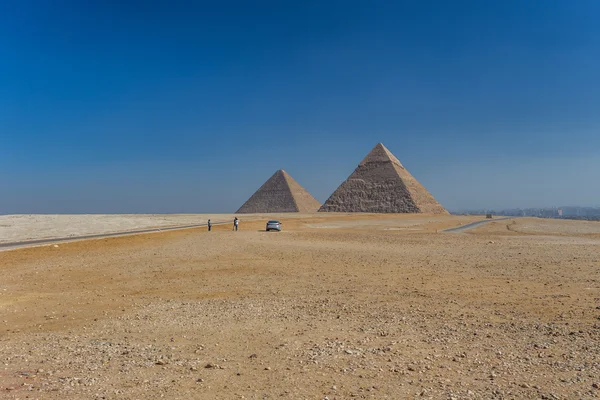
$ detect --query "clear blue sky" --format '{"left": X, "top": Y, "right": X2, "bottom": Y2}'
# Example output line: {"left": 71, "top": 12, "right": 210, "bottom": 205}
{"left": 1, "top": 1, "right": 599, "bottom": 213}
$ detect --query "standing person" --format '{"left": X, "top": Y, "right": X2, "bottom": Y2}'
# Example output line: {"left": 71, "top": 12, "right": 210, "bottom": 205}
{"left": 233, "top": 217, "right": 239, "bottom": 231}
{"left": 207, "top": 219, "right": 212, "bottom": 232}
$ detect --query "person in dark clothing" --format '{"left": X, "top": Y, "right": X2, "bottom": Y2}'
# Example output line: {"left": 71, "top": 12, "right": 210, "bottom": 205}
{"left": 207, "top": 219, "right": 212, "bottom": 231}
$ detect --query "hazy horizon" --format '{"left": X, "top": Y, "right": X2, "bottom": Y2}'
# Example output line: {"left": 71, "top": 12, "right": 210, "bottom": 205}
{"left": 2, "top": 1, "right": 599, "bottom": 214}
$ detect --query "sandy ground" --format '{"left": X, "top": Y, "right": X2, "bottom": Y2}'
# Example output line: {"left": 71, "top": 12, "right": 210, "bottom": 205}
{"left": 1, "top": 215, "right": 600, "bottom": 399}
{"left": 470, "top": 217, "right": 600, "bottom": 237}
{"left": 0, "top": 215, "right": 236, "bottom": 244}
{"left": 0, "top": 213, "right": 480, "bottom": 244}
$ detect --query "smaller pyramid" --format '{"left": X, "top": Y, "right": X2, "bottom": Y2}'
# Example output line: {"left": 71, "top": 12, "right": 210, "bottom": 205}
{"left": 237, "top": 170, "right": 321, "bottom": 213}
{"left": 319, "top": 143, "right": 448, "bottom": 214}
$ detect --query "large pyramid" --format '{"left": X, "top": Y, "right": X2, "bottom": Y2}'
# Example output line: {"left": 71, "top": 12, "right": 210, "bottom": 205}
{"left": 237, "top": 169, "right": 321, "bottom": 213}
{"left": 319, "top": 143, "right": 448, "bottom": 214}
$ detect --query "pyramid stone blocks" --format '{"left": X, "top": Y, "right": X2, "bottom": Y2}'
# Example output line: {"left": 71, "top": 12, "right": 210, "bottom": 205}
{"left": 319, "top": 143, "right": 448, "bottom": 214}
{"left": 236, "top": 170, "right": 321, "bottom": 213}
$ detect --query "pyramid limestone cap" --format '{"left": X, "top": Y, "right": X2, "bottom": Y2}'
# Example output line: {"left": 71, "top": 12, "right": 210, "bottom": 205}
{"left": 359, "top": 143, "right": 404, "bottom": 168}
{"left": 276, "top": 169, "right": 293, "bottom": 182}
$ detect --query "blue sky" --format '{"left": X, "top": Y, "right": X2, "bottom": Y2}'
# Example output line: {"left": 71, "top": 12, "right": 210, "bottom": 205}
{"left": 1, "top": 1, "right": 599, "bottom": 213}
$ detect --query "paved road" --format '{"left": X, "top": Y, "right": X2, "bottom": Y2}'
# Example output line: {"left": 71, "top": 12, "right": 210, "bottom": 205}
{"left": 0, "top": 221, "right": 228, "bottom": 252}
{"left": 443, "top": 217, "right": 514, "bottom": 233}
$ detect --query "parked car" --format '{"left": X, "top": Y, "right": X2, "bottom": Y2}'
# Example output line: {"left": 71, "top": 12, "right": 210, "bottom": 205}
{"left": 266, "top": 220, "right": 282, "bottom": 232}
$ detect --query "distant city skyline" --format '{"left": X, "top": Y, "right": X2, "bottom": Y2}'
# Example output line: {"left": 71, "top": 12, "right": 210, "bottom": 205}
{"left": 451, "top": 205, "right": 600, "bottom": 213}
{"left": 1, "top": 1, "right": 599, "bottom": 214}
{"left": 453, "top": 205, "right": 600, "bottom": 221}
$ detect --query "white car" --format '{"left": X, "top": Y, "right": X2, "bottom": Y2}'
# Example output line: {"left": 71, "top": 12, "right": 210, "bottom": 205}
{"left": 266, "top": 220, "right": 282, "bottom": 232}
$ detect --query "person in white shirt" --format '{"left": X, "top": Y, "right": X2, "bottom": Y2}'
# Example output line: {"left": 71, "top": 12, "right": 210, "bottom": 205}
{"left": 233, "top": 217, "right": 239, "bottom": 231}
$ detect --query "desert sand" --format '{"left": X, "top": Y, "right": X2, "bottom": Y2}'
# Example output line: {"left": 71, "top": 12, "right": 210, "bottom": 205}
{"left": 0, "top": 215, "right": 236, "bottom": 244}
{"left": 1, "top": 214, "right": 600, "bottom": 399}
